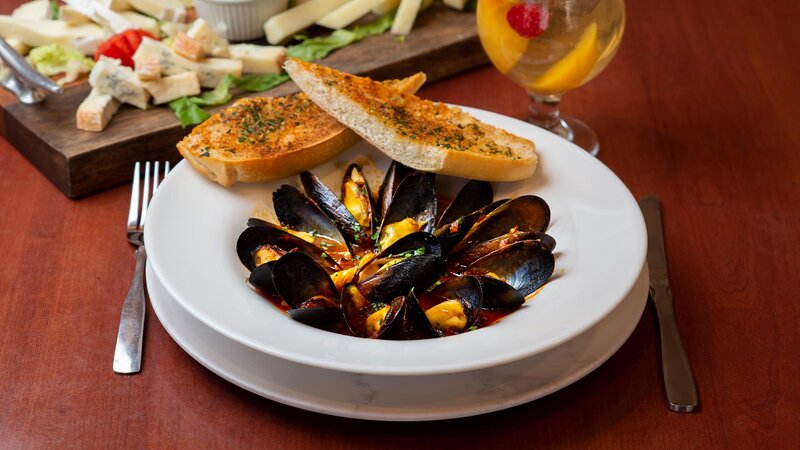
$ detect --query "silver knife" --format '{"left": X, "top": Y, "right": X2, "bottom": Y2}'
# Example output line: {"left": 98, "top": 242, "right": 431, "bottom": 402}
{"left": 639, "top": 195, "right": 699, "bottom": 412}
{"left": 0, "top": 36, "right": 62, "bottom": 104}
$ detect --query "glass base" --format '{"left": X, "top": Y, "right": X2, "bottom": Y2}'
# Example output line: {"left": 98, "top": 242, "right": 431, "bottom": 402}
{"left": 562, "top": 116, "right": 600, "bottom": 157}
{"left": 526, "top": 93, "right": 601, "bottom": 157}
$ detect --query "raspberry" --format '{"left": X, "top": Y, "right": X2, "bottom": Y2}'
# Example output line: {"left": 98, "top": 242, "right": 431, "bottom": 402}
{"left": 507, "top": 3, "right": 550, "bottom": 39}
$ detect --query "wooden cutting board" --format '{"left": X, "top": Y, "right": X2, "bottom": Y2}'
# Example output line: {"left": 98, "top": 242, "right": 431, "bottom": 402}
{"left": 0, "top": 6, "right": 487, "bottom": 197}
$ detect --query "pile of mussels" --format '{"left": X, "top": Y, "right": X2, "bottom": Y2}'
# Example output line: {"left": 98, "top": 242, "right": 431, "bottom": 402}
{"left": 236, "top": 162, "right": 556, "bottom": 339}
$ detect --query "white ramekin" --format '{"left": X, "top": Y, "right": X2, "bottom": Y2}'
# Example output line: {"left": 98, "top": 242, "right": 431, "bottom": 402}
{"left": 194, "top": 0, "right": 289, "bottom": 42}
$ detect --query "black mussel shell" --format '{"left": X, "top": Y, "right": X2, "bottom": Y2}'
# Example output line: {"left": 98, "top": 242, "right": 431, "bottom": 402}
{"left": 434, "top": 199, "right": 508, "bottom": 255}
{"left": 300, "top": 171, "right": 371, "bottom": 248}
{"left": 377, "top": 231, "right": 442, "bottom": 258}
{"left": 383, "top": 289, "right": 439, "bottom": 340}
{"left": 377, "top": 171, "right": 437, "bottom": 248}
{"left": 478, "top": 276, "right": 525, "bottom": 309}
{"left": 357, "top": 255, "right": 445, "bottom": 303}
{"left": 248, "top": 261, "right": 278, "bottom": 295}
{"left": 465, "top": 240, "right": 555, "bottom": 297}
{"left": 376, "top": 161, "right": 413, "bottom": 225}
{"left": 341, "top": 285, "right": 404, "bottom": 338}
{"left": 341, "top": 163, "right": 376, "bottom": 230}
{"left": 247, "top": 217, "right": 270, "bottom": 227}
{"left": 437, "top": 180, "right": 494, "bottom": 227}
{"left": 273, "top": 184, "right": 350, "bottom": 249}
{"left": 271, "top": 253, "right": 338, "bottom": 308}
{"left": 453, "top": 196, "right": 551, "bottom": 253}
{"left": 287, "top": 295, "right": 342, "bottom": 328}
{"left": 449, "top": 231, "right": 556, "bottom": 270}
{"left": 236, "top": 224, "right": 339, "bottom": 272}
{"left": 410, "top": 276, "right": 483, "bottom": 335}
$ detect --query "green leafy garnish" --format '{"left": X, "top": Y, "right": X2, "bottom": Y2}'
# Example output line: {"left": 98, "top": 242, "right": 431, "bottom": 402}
{"left": 169, "top": 97, "right": 211, "bottom": 128}
{"left": 286, "top": 13, "right": 394, "bottom": 61}
{"left": 49, "top": 0, "right": 59, "bottom": 20}
{"left": 234, "top": 73, "right": 291, "bottom": 92}
{"left": 26, "top": 43, "right": 93, "bottom": 77}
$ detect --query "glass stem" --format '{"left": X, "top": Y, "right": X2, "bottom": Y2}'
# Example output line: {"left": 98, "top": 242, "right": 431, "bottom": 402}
{"left": 527, "top": 92, "right": 574, "bottom": 141}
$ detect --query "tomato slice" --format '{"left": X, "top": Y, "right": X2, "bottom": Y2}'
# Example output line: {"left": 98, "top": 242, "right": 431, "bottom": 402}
{"left": 94, "top": 29, "right": 158, "bottom": 68}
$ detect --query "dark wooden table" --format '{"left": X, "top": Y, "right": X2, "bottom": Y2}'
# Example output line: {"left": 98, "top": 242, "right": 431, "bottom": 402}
{"left": 1, "top": 0, "right": 798, "bottom": 448}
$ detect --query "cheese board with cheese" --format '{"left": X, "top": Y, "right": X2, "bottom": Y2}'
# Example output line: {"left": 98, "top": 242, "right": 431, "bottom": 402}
{"left": 0, "top": 2, "right": 486, "bottom": 197}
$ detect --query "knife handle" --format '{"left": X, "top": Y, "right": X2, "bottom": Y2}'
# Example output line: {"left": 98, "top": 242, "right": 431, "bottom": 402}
{"left": 650, "top": 284, "right": 699, "bottom": 412}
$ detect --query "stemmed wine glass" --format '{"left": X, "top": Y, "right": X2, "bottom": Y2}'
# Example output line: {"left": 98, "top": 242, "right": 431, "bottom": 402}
{"left": 477, "top": 0, "right": 625, "bottom": 156}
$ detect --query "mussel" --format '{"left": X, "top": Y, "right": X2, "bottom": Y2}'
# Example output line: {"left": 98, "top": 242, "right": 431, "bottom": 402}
{"left": 433, "top": 199, "right": 508, "bottom": 255}
{"left": 341, "top": 284, "right": 405, "bottom": 338}
{"left": 272, "top": 252, "right": 341, "bottom": 327}
{"left": 300, "top": 170, "right": 372, "bottom": 248}
{"left": 449, "top": 230, "right": 556, "bottom": 270}
{"left": 452, "top": 195, "right": 550, "bottom": 254}
{"left": 410, "top": 276, "right": 483, "bottom": 336}
{"left": 236, "top": 223, "right": 339, "bottom": 273}
{"left": 437, "top": 180, "right": 494, "bottom": 228}
{"left": 377, "top": 171, "right": 437, "bottom": 250}
{"left": 376, "top": 161, "right": 413, "bottom": 225}
{"left": 464, "top": 240, "right": 555, "bottom": 297}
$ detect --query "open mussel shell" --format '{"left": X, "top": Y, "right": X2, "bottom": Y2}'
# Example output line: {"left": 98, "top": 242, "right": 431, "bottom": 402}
{"left": 376, "top": 161, "right": 413, "bottom": 225}
{"left": 236, "top": 224, "right": 339, "bottom": 272}
{"left": 376, "top": 231, "right": 442, "bottom": 258}
{"left": 341, "top": 163, "right": 376, "bottom": 230}
{"left": 247, "top": 217, "right": 270, "bottom": 227}
{"left": 453, "top": 196, "right": 551, "bottom": 253}
{"left": 449, "top": 231, "right": 556, "bottom": 270}
{"left": 434, "top": 199, "right": 508, "bottom": 255}
{"left": 341, "top": 284, "right": 404, "bottom": 338}
{"left": 478, "top": 276, "right": 525, "bottom": 309}
{"left": 287, "top": 295, "right": 342, "bottom": 328}
{"left": 382, "top": 289, "right": 438, "bottom": 340}
{"left": 437, "top": 180, "right": 494, "bottom": 228}
{"left": 248, "top": 260, "right": 278, "bottom": 296}
{"left": 272, "top": 252, "right": 338, "bottom": 308}
{"left": 357, "top": 254, "right": 445, "bottom": 303}
{"left": 377, "top": 171, "right": 437, "bottom": 249}
{"left": 465, "top": 240, "right": 555, "bottom": 297}
{"left": 300, "top": 171, "right": 371, "bottom": 248}
{"left": 412, "top": 276, "right": 483, "bottom": 335}
{"left": 273, "top": 184, "right": 351, "bottom": 252}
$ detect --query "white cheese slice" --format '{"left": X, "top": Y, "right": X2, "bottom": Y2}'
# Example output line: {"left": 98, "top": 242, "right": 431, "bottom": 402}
{"left": 0, "top": 16, "right": 105, "bottom": 52}
{"left": 372, "top": 0, "right": 399, "bottom": 14}
{"left": 390, "top": 0, "right": 422, "bottom": 35}
{"left": 142, "top": 71, "right": 200, "bottom": 104}
{"left": 264, "top": 0, "right": 350, "bottom": 45}
{"left": 11, "top": 1, "right": 49, "bottom": 20}
{"left": 229, "top": 44, "right": 286, "bottom": 74}
{"left": 64, "top": 0, "right": 134, "bottom": 34}
{"left": 89, "top": 57, "right": 150, "bottom": 109}
{"left": 59, "top": 6, "right": 92, "bottom": 25}
{"left": 95, "top": 0, "right": 132, "bottom": 12}
{"left": 133, "top": 38, "right": 243, "bottom": 88}
{"left": 443, "top": 0, "right": 469, "bottom": 10}
{"left": 76, "top": 88, "right": 121, "bottom": 132}
{"left": 187, "top": 18, "right": 230, "bottom": 58}
{"left": 119, "top": 11, "right": 159, "bottom": 35}
{"left": 127, "top": 0, "right": 185, "bottom": 22}
{"left": 317, "top": 0, "right": 385, "bottom": 29}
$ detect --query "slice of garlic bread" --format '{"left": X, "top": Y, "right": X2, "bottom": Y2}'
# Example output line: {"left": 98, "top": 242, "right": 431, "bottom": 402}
{"left": 177, "top": 72, "right": 426, "bottom": 186}
{"left": 284, "top": 58, "right": 537, "bottom": 181}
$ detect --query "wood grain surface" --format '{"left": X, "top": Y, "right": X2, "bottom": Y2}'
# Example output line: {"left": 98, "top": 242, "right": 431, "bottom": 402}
{"left": 1, "top": 0, "right": 799, "bottom": 448}
{"left": 0, "top": 4, "right": 485, "bottom": 198}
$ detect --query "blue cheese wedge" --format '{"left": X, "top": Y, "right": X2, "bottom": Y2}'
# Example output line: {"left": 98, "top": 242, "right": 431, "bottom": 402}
{"left": 316, "top": 0, "right": 385, "bottom": 29}
{"left": 76, "top": 88, "right": 121, "bottom": 132}
{"left": 142, "top": 71, "right": 200, "bottom": 104}
{"left": 133, "top": 37, "right": 242, "bottom": 88}
{"left": 229, "top": 44, "right": 285, "bottom": 74}
{"left": 264, "top": 0, "right": 349, "bottom": 45}
{"left": 186, "top": 18, "right": 230, "bottom": 58}
{"left": 89, "top": 57, "right": 150, "bottom": 109}
{"left": 127, "top": 0, "right": 185, "bottom": 22}
{"left": 391, "top": 0, "right": 423, "bottom": 35}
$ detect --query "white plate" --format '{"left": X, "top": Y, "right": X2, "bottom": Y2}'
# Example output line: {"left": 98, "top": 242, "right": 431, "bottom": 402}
{"left": 147, "top": 262, "right": 649, "bottom": 421}
{"left": 146, "top": 105, "right": 647, "bottom": 375}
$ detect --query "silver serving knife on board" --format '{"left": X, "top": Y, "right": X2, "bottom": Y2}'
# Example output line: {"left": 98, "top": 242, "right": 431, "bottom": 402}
{"left": 0, "top": 36, "right": 62, "bottom": 104}
{"left": 639, "top": 195, "right": 699, "bottom": 412}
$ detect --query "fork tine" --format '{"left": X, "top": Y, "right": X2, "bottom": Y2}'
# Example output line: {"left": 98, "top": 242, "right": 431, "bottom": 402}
{"left": 152, "top": 161, "right": 161, "bottom": 192}
{"left": 139, "top": 162, "right": 151, "bottom": 228}
{"left": 127, "top": 162, "right": 141, "bottom": 230}
{"left": 164, "top": 161, "right": 171, "bottom": 177}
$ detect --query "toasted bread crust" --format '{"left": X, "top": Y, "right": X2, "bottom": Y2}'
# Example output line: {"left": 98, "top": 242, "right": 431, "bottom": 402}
{"left": 177, "top": 73, "right": 427, "bottom": 186}
{"left": 285, "top": 59, "right": 537, "bottom": 181}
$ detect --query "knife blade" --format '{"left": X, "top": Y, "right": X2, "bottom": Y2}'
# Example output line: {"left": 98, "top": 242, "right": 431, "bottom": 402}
{"left": 639, "top": 195, "right": 699, "bottom": 412}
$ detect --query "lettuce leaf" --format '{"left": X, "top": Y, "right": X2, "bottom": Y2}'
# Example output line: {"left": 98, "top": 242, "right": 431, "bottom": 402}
{"left": 26, "top": 43, "right": 94, "bottom": 77}
{"left": 234, "top": 73, "right": 290, "bottom": 92}
{"left": 286, "top": 13, "right": 394, "bottom": 61}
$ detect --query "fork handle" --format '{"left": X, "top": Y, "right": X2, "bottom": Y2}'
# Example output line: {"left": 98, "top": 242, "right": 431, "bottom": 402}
{"left": 650, "top": 284, "right": 699, "bottom": 412}
{"left": 113, "top": 246, "right": 147, "bottom": 374}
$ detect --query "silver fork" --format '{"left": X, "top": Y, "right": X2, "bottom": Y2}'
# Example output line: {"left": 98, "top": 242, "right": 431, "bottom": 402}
{"left": 113, "top": 161, "right": 170, "bottom": 374}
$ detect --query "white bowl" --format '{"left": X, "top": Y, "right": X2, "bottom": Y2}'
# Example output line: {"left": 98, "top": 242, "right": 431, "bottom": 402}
{"left": 146, "top": 106, "right": 647, "bottom": 376}
{"left": 194, "top": 0, "right": 288, "bottom": 41}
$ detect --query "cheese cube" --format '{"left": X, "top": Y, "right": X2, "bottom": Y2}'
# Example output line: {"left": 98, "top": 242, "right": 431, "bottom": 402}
{"left": 76, "top": 88, "right": 121, "bottom": 132}
{"left": 135, "top": 56, "right": 161, "bottom": 81}
{"left": 89, "top": 57, "right": 150, "bottom": 109}
{"left": 317, "top": 0, "right": 385, "bottom": 29}
{"left": 134, "top": 38, "right": 242, "bottom": 88}
{"left": 127, "top": 0, "right": 185, "bottom": 22}
{"left": 142, "top": 71, "right": 200, "bottom": 104}
{"left": 172, "top": 32, "right": 204, "bottom": 61}
{"left": 59, "top": 6, "right": 92, "bottom": 25}
{"left": 187, "top": 18, "right": 230, "bottom": 58}
{"left": 264, "top": 0, "right": 350, "bottom": 45}
{"left": 443, "top": 0, "right": 469, "bottom": 10}
{"left": 391, "top": 0, "right": 422, "bottom": 35}
{"left": 229, "top": 44, "right": 285, "bottom": 74}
